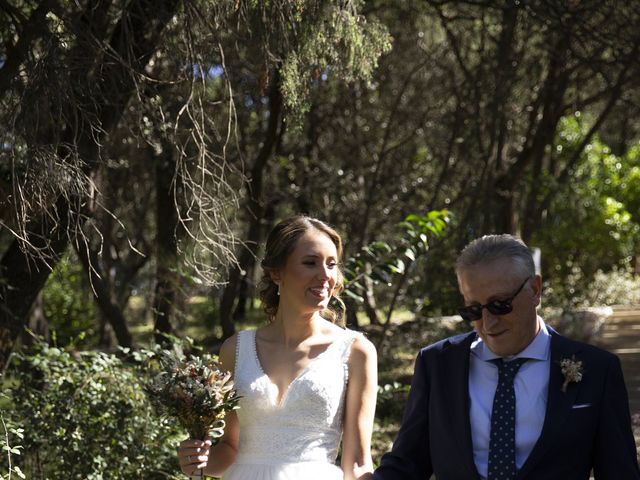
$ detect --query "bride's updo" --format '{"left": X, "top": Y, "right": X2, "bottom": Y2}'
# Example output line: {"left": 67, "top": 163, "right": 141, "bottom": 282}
{"left": 259, "top": 215, "right": 345, "bottom": 325}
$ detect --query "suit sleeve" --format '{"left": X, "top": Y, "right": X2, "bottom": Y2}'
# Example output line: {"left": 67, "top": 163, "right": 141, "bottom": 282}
{"left": 373, "top": 349, "right": 433, "bottom": 480}
{"left": 593, "top": 353, "right": 640, "bottom": 479}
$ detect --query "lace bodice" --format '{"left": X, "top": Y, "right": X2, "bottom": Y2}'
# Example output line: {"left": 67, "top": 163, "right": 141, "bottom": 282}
{"left": 232, "top": 328, "right": 359, "bottom": 466}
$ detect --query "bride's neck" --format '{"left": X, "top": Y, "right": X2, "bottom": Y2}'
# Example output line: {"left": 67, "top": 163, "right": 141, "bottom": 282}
{"left": 270, "top": 311, "right": 322, "bottom": 347}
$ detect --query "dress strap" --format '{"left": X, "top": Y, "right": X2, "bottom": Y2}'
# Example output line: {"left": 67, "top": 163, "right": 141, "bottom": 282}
{"left": 338, "top": 329, "right": 363, "bottom": 383}
{"left": 234, "top": 330, "right": 256, "bottom": 382}
{"left": 338, "top": 329, "right": 361, "bottom": 361}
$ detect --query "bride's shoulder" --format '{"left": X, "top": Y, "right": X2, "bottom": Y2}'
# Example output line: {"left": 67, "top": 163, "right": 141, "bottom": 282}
{"left": 220, "top": 328, "right": 259, "bottom": 353}
{"left": 219, "top": 331, "right": 245, "bottom": 374}
{"left": 347, "top": 331, "right": 376, "bottom": 359}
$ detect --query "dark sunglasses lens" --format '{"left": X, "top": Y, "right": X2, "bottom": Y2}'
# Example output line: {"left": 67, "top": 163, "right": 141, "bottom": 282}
{"left": 458, "top": 306, "right": 482, "bottom": 322}
{"left": 486, "top": 300, "right": 513, "bottom": 316}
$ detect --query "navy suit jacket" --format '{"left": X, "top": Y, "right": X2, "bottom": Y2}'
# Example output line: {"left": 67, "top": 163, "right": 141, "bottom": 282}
{"left": 373, "top": 330, "right": 640, "bottom": 479}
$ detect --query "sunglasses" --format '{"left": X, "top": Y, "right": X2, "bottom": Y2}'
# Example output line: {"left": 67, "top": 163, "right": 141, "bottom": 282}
{"left": 458, "top": 277, "right": 531, "bottom": 322}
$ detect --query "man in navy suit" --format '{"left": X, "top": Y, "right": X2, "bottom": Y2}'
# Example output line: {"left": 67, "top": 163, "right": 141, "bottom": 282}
{"left": 373, "top": 234, "right": 640, "bottom": 479}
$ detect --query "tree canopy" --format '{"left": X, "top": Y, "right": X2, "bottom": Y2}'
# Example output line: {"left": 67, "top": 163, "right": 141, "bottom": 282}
{"left": 0, "top": 0, "right": 639, "bottom": 367}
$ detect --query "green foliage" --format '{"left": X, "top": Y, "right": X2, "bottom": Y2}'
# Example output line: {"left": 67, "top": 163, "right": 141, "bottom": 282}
{"left": 402, "top": 210, "right": 450, "bottom": 257}
{"left": 41, "top": 255, "right": 97, "bottom": 347}
{"left": 545, "top": 263, "right": 640, "bottom": 310}
{"left": 532, "top": 116, "right": 640, "bottom": 308}
{"left": 2, "top": 341, "right": 182, "bottom": 479}
{"left": 0, "top": 401, "right": 26, "bottom": 480}
{"left": 343, "top": 210, "right": 450, "bottom": 306}
{"left": 280, "top": 1, "right": 392, "bottom": 123}
{"left": 188, "top": 296, "right": 220, "bottom": 331}
{"left": 375, "top": 382, "right": 410, "bottom": 421}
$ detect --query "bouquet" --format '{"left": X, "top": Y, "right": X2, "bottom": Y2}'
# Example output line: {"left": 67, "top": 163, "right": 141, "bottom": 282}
{"left": 144, "top": 339, "right": 240, "bottom": 477}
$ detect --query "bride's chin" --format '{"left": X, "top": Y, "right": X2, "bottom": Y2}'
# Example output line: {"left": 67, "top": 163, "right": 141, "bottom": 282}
{"left": 308, "top": 301, "right": 329, "bottom": 312}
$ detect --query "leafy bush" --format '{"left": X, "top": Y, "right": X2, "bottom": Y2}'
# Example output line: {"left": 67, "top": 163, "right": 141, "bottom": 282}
{"left": 532, "top": 122, "right": 640, "bottom": 310}
{"left": 581, "top": 266, "right": 640, "bottom": 306}
{"left": 0, "top": 401, "right": 25, "bottom": 480}
{"left": 343, "top": 210, "right": 450, "bottom": 319}
{"left": 2, "top": 341, "right": 182, "bottom": 479}
{"left": 544, "top": 263, "right": 640, "bottom": 310}
{"left": 41, "top": 254, "right": 97, "bottom": 347}
{"left": 542, "top": 263, "right": 639, "bottom": 342}
{"left": 375, "top": 382, "right": 410, "bottom": 421}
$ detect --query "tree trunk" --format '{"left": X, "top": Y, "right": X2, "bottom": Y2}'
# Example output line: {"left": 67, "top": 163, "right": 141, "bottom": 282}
{"left": 22, "top": 291, "right": 50, "bottom": 346}
{"left": 98, "top": 314, "right": 114, "bottom": 349}
{"left": 0, "top": 0, "right": 181, "bottom": 370}
{"left": 218, "top": 74, "right": 283, "bottom": 339}
{"left": 233, "top": 268, "right": 252, "bottom": 321}
{"left": 344, "top": 300, "right": 359, "bottom": 330}
{"left": 75, "top": 242, "right": 133, "bottom": 348}
{"left": 363, "top": 267, "right": 380, "bottom": 325}
{"left": 0, "top": 196, "right": 73, "bottom": 372}
{"left": 153, "top": 147, "right": 179, "bottom": 343}
{"left": 219, "top": 266, "right": 243, "bottom": 339}
{"left": 490, "top": 34, "right": 570, "bottom": 235}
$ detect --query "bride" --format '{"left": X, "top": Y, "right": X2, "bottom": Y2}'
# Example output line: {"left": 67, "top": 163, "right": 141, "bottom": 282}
{"left": 178, "top": 215, "right": 378, "bottom": 480}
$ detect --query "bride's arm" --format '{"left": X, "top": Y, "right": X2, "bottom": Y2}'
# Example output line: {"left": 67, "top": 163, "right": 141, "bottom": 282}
{"left": 178, "top": 334, "right": 240, "bottom": 478}
{"left": 341, "top": 335, "right": 378, "bottom": 480}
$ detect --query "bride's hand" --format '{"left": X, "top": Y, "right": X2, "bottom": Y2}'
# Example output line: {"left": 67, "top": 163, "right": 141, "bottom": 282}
{"left": 178, "top": 437, "right": 212, "bottom": 476}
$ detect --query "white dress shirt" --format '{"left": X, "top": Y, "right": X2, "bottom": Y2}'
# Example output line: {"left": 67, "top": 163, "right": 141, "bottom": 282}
{"left": 468, "top": 317, "right": 551, "bottom": 479}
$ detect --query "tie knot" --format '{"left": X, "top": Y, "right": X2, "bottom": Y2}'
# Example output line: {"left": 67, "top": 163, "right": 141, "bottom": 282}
{"left": 492, "top": 357, "right": 527, "bottom": 383}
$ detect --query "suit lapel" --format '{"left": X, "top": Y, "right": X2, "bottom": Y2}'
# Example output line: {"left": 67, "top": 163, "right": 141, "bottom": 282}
{"left": 438, "top": 332, "right": 482, "bottom": 479}
{"left": 517, "top": 332, "right": 582, "bottom": 478}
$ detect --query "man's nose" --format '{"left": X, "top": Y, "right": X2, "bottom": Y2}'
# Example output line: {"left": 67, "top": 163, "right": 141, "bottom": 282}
{"left": 482, "top": 307, "right": 499, "bottom": 328}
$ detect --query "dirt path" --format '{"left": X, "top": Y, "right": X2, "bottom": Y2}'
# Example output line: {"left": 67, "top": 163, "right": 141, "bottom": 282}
{"left": 596, "top": 306, "right": 640, "bottom": 415}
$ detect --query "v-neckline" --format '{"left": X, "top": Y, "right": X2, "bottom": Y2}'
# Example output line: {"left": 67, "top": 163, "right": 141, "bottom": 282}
{"left": 251, "top": 329, "right": 342, "bottom": 407}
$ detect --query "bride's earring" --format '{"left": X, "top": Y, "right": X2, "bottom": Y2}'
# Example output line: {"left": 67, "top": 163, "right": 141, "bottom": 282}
{"left": 277, "top": 283, "right": 281, "bottom": 296}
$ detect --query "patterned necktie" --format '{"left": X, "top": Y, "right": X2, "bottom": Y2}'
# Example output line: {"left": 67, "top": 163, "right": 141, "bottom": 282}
{"left": 487, "top": 358, "right": 527, "bottom": 480}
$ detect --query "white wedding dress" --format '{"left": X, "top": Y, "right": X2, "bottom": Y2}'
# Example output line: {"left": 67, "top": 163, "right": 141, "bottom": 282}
{"left": 222, "top": 328, "right": 360, "bottom": 480}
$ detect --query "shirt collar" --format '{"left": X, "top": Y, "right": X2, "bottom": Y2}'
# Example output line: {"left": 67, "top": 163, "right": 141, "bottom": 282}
{"left": 470, "top": 316, "right": 551, "bottom": 362}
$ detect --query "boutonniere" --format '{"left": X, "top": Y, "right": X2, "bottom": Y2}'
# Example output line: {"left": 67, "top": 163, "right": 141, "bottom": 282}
{"left": 559, "top": 355, "right": 583, "bottom": 392}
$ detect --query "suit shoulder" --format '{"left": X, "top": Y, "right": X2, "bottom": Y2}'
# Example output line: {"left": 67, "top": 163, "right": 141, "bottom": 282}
{"left": 581, "top": 342, "right": 619, "bottom": 360}
{"left": 552, "top": 332, "right": 621, "bottom": 371}
{"left": 553, "top": 332, "right": 616, "bottom": 356}
{"left": 419, "top": 331, "right": 476, "bottom": 357}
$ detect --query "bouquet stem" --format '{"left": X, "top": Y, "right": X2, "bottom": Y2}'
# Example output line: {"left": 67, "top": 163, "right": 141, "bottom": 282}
{"left": 188, "top": 429, "right": 218, "bottom": 480}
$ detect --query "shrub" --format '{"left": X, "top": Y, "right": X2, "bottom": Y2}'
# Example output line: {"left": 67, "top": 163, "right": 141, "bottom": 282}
{"left": 544, "top": 263, "right": 640, "bottom": 310}
{"left": 2, "top": 341, "right": 182, "bottom": 479}
{"left": 0, "top": 401, "right": 26, "bottom": 480}
{"left": 581, "top": 266, "right": 640, "bottom": 306}
{"left": 41, "top": 255, "right": 97, "bottom": 347}
{"left": 375, "top": 382, "right": 410, "bottom": 421}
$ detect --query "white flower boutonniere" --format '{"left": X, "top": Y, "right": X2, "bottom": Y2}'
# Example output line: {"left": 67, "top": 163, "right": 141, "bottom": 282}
{"left": 559, "top": 355, "right": 583, "bottom": 392}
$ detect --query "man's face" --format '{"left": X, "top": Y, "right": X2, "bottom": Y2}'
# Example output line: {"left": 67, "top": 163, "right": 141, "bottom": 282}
{"left": 457, "top": 258, "right": 542, "bottom": 357}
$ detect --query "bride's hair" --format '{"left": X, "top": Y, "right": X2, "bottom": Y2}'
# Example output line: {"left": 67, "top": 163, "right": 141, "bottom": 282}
{"left": 259, "top": 215, "right": 346, "bottom": 326}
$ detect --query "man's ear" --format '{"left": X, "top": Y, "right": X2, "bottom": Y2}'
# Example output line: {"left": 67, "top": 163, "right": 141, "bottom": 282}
{"left": 532, "top": 274, "right": 542, "bottom": 306}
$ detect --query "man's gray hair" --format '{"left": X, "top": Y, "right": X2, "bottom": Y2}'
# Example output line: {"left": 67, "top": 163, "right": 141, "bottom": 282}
{"left": 456, "top": 234, "right": 535, "bottom": 277}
